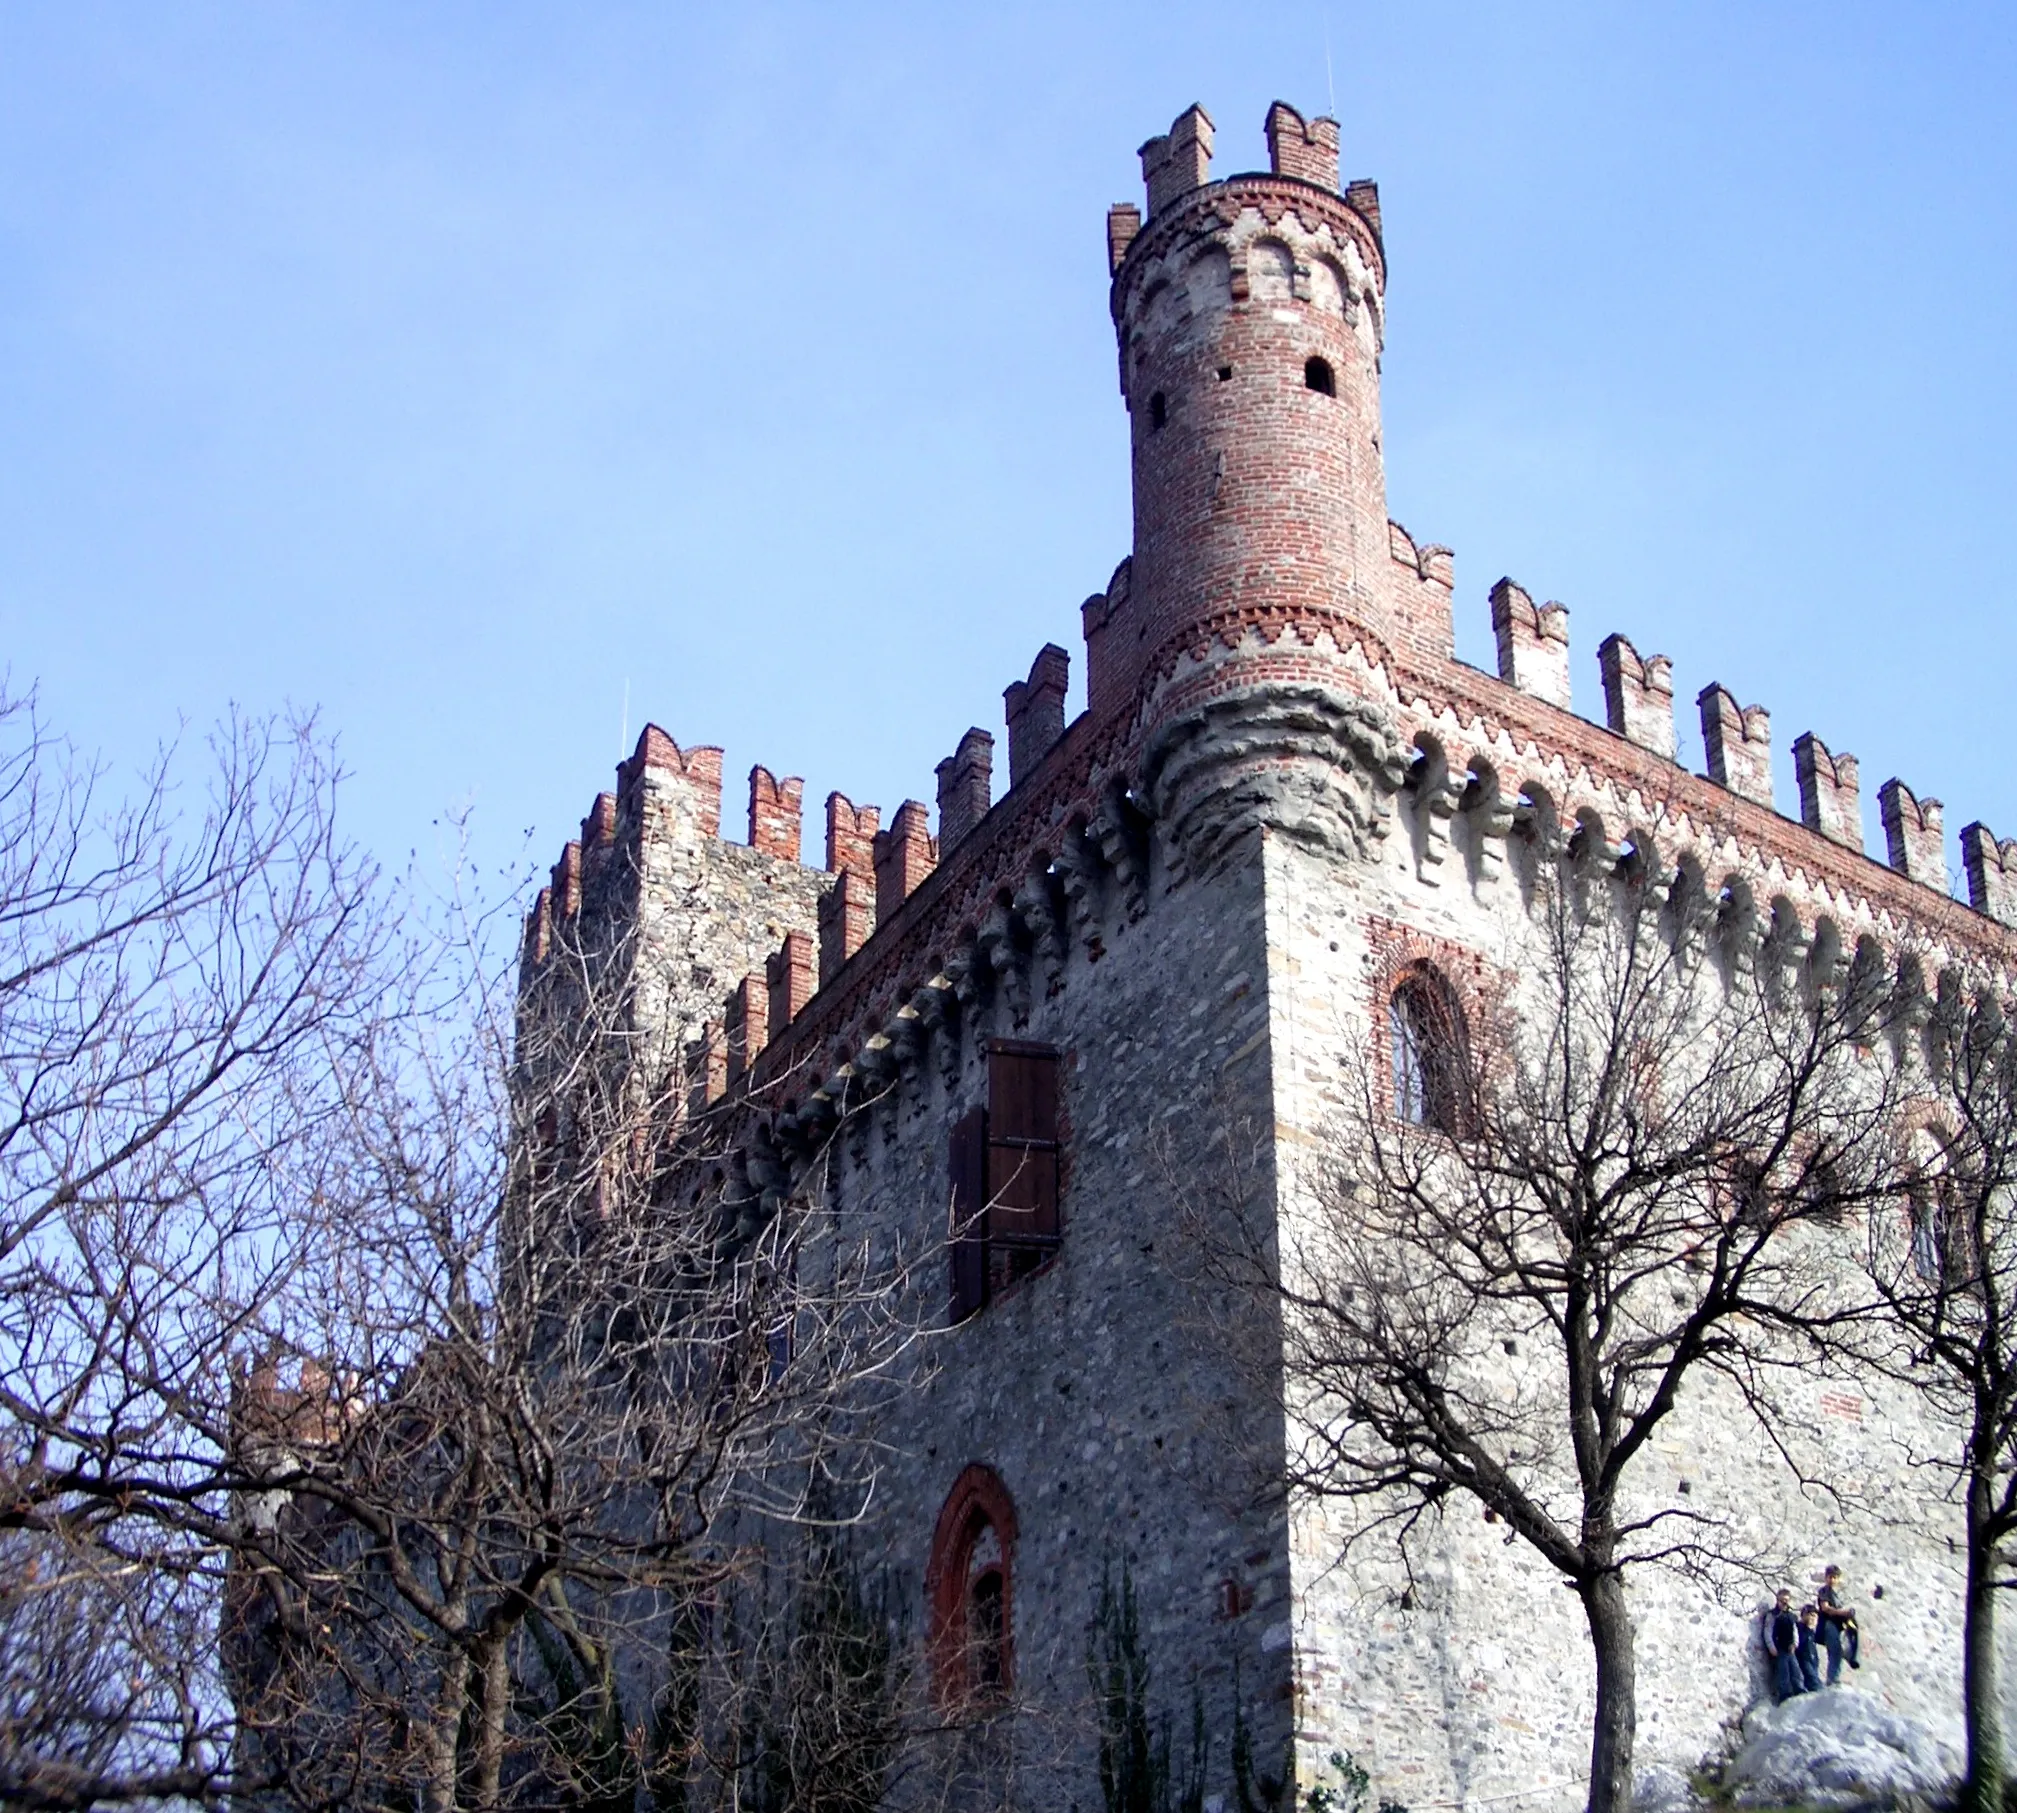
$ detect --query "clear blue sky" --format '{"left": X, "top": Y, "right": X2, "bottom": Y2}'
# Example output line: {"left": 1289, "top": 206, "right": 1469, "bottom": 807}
{"left": 2, "top": 3, "right": 2012, "bottom": 901}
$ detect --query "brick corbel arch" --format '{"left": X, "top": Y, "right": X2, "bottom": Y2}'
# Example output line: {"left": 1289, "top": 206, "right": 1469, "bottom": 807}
{"left": 925, "top": 1463, "right": 1019, "bottom": 1709}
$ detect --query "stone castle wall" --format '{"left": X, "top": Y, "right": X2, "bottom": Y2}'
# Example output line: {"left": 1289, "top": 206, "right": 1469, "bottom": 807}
{"left": 809, "top": 837, "right": 1295, "bottom": 1805}
{"left": 1262, "top": 783, "right": 2017, "bottom": 1810}
{"left": 512, "top": 96, "right": 2017, "bottom": 1811}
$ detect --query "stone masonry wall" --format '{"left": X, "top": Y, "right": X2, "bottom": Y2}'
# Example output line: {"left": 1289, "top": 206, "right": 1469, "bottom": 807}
{"left": 520, "top": 728, "right": 831, "bottom": 1100}
{"left": 1263, "top": 767, "right": 2017, "bottom": 1811}
{"left": 815, "top": 826, "right": 1297, "bottom": 1810}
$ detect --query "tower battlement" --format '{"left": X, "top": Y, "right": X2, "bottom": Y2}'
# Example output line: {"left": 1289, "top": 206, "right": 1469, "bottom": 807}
{"left": 523, "top": 97, "right": 2014, "bottom": 1109}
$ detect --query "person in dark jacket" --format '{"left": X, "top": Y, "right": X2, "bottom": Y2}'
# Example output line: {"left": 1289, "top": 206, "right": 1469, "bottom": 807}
{"left": 1796, "top": 1606, "right": 1825, "bottom": 1693}
{"left": 1816, "top": 1564, "right": 1861, "bottom": 1683}
{"left": 1764, "top": 1588, "right": 1803, "bottom": 1702}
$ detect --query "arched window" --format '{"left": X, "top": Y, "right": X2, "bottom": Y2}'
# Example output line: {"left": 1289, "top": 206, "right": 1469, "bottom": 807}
{"left": 926, "top": 1464, "right": 1017, "bottom": 1708}
{"left": 1907, "top": 1127, "right": 1974, "bottom": 1286}
{"left": 1304, "top": 356, "right": 1335, "bottom": 396}
{"left": 1389, "top": 967, "right": 1471, "bottom": 1135}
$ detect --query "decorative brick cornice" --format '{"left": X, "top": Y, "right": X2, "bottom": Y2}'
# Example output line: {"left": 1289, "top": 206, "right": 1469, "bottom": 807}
{"left": 1388, "top": 646, "right": 2017, "bottom": 965}
{"left": 1110, "top": 174, "right": 1386, "bottom": 321}
{"left": 1137, "top": 602, "right": 1393, "bottom": 714}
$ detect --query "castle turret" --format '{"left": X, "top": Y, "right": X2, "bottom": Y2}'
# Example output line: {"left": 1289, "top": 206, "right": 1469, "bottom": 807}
{"left": 1112, "top": 103, "right": 1407, "bottom": 876}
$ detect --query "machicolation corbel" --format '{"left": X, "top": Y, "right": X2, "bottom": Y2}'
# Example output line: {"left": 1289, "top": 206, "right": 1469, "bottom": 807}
{"left": 1013, "top": 864, "right": 1067, "bottom": 991}
{"left": 1406, "top": 740, "right": 1463, "bottom": 887}
{"left": 1793, "top": 732, "right": 1862, "bottom": 851}
{"left": 1462, "top": 764, "right": 1518, "bottom": 891}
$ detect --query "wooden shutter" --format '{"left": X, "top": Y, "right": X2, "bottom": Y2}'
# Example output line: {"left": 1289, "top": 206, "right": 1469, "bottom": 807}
{"left": 985, "top": 1043, "right": 1060, "bottom": 1250}
{"left": 948, "top": 1106, "right": 988, "bottom": 1322}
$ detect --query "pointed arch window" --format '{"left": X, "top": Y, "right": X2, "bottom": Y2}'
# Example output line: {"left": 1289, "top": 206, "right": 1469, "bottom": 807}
{"left": 1389, "top": 966, "right": 1473, "bottom": 1136}
{"left": 926, "top": 1465, "right": 1018, "bottom": 1710}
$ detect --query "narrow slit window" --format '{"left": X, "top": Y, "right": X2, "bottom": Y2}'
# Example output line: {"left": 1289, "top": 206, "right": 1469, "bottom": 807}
{"left": 1910, "top": 1178, "right": 1973, "bottom": 1286}
{"left": 1149, "top": 391, "right": 1167, "bottom": 430}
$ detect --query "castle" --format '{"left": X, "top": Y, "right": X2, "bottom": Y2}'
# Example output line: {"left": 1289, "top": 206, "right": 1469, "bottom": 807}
{"left": 518, "top": 101, "right": 2017, "bottom": 1806}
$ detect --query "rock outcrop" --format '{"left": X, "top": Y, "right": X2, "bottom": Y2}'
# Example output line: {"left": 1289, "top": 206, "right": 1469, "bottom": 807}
{"left": 1726, "top": 1688, "right": 1960, "bottom": 1808}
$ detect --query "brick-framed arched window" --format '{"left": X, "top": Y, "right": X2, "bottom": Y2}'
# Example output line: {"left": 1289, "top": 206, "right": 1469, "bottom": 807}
{"left": 925, "top": 1464, "right": 1018, "bottom": 1709}
{"left": 1903, "top": 1115, "right": 1974, "bottom": 1286}
{"left": 1389, "top": 962, "right": 1474, "bottom": 1136}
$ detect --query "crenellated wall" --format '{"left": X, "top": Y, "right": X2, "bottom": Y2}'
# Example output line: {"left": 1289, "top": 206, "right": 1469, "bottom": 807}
{"left": 514, "top": 93, "right": 2017, "bottom": 1812}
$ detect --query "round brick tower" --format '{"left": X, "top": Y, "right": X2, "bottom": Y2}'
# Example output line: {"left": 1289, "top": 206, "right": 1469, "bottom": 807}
{"left": 1105, "top": 102, "right": 1409, "bottom": 878}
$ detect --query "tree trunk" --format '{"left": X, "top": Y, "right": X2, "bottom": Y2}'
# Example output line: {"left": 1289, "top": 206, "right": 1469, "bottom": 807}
{"left": 470, "top": 1635, "right": 511, "bottom": 1812}
{"left": 424, "top": 1646, "right": 471, "bottom": 1813}
{"left": 1964, "top": 1474, "right": 2004, "bottom": 1813}
{"left": 1580, "top": 1569, "right": 1637, "bottom": 1813}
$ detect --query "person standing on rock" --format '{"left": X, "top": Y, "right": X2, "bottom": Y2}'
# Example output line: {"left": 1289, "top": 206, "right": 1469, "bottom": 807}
{"left": 1796, "top": 1605, "right": 1825, "bottom": 1693}
{"left": 1764, "top": 1588, "right": 1804, "bottom": 1702}
{"left": 1816, "top": 1564, "right": 1861, "bottom": 1683}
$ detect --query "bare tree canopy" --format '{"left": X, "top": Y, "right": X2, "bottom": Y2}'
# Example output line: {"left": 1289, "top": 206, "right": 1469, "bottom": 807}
{"left": 1863, "top": 979, "right": 2017, "bottom": 1813}
{"left": 0, "top": 690, "right": 384, "bottom": 1807}
{"left": 1191, "top": 858, "right": 1904, "bottom": 1813}
{"left": 0, "top": 691, "right": 923, "bottom": 1811}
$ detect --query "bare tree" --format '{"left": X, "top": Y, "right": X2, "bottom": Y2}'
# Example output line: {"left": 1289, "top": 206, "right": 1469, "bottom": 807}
{"left": 218, "top": 834, "right": 927, "bottom": 1809}
{"left": 1863, "top": 977, "right": 2017, "bottom": 1813}
{"left": 0, "top": 687, "right": 925, "bottom": 1811}
{"left": 0, "top": 689, "right": 382, "bottom": 1809}
{"left": 722, "top": 1513, "right": 907, "bottom": 1813}
{"left": 1188, "top": 856, "right": 1899, "bottom": 1813}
